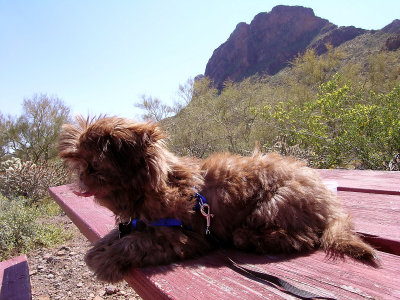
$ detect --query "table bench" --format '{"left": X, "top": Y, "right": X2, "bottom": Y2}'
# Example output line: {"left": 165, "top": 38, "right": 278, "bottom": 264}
{"left": 0, "top": 255, "right": 31, "bottom": 300}
{"left": 49, "top": 169, "right": 400, "bottom": 299}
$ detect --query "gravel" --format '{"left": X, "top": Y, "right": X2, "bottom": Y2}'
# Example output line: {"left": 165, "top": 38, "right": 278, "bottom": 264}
{"left": 27, "top": 215, "right": 142, "bottom": 300}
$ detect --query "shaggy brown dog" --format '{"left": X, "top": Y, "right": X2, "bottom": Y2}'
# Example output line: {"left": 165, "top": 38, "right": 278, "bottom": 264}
{"left": 59, "top": 116, "right": 378, "bottom": 283}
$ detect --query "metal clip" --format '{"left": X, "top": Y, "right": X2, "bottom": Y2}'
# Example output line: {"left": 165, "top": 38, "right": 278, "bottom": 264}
{"left": 118, "top": 217, "right": 132, "bottom": 239}
{"left": 200, "top": 203, "right": 214, "bottom": 235}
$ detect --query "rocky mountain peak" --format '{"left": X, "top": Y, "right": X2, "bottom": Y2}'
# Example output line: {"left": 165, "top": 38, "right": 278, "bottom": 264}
{"left": 382, "top": 19, "right": 400, "bottom": 33}
{"left": 204, "top": 5, "right": 367, "bottom": 89}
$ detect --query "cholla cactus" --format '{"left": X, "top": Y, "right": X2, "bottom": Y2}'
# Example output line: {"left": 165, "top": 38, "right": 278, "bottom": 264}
{"left": 0, "top": 157, "right": 23, "bottom": 171}
{"left": 0, "top": 157, "right": 69, "bottom": 203}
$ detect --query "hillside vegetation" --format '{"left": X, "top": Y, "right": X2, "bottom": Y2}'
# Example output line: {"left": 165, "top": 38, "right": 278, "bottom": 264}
{"left": 160, "top": 42, "right": 400, "bottom": 170}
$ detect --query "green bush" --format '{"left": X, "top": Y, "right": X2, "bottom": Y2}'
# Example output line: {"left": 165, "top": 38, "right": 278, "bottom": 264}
{"left": 260, "top": 76, "right": 400, "bottom": 169}
{"left": 0, "top": 195, "right": 70, "bottom": 260}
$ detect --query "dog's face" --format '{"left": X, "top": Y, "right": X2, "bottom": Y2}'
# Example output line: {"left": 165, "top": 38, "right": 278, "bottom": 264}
{"left": 59, "top": 116, "right": 168, "bottom": 216}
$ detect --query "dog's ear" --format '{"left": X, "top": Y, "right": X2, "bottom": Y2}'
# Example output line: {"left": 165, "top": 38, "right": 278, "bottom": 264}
{"left": 100, "top": 119, "right": 167, "bottom": 168}
{"left": 101, "top": 120, "right": 169, "bottom": 190}
{"left": 137, "top": 122, "right": 169, "bottom": 190}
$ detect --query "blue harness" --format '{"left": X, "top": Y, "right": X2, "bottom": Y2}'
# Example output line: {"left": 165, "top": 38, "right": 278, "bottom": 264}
{"left": 118, "top": 192, "right": 210, "bottom": 238}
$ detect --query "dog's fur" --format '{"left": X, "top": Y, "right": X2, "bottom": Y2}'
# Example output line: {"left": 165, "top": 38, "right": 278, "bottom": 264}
{"left": 59, "top": 116, "right": 378, "bottom": 283}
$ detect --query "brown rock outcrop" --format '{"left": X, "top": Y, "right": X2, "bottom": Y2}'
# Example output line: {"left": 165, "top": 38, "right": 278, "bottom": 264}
{"left": 204, "top": 5, "right": 367, "bottom": 89}
{"left": 385, "top": 34, "right": 400, "bottom": 51}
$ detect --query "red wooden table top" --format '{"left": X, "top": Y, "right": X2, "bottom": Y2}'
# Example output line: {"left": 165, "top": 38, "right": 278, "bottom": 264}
{"left": 318, "top": 169, "right": 400, "bottom": 195}
{"left": 49, "top": 169, "right": 400, "bottom": 299}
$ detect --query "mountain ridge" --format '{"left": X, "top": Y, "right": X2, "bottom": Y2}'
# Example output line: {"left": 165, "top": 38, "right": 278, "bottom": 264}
{"left": 204, "top": 5, "right": 399, "bottom": 89}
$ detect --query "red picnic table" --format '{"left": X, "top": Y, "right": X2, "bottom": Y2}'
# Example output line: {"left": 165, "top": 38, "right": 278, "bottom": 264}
{"left": 49, "top": 169, "right": 400, "bottom": 299}
{"left": 0, "top": 255, "right": 31, "bottom": 300}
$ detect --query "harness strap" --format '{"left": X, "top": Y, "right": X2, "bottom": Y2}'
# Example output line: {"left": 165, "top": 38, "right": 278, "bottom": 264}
{"left": 119, "top": 192, "right": 207, "bottom": 238}
{"left": 193, "top": 192, "right": 207, "bottom": 210}
{"left": 134, "top": 218, "right": 183, "bottom": 228}
{"left": 119, "top": 218, "right": 185, "bottom": 238}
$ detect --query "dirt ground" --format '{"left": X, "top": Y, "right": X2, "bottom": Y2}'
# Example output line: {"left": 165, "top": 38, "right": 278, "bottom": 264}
{"left": 27, "top": 215, "right": 142, "bottom": 300}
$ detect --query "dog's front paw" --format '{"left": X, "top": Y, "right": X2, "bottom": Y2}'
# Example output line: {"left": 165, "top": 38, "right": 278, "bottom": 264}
{"left": 84, "top": 229, "right": 129, "bottom": 283}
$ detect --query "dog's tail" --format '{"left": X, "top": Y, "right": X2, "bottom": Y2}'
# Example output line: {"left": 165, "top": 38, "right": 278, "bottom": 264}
{"left": 320, "top": 214, "right": 380, "bottom": 266}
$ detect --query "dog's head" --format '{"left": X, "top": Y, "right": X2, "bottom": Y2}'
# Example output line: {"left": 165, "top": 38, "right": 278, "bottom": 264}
{"left": 59, "top": 116, "right": 168, "bottom": 216}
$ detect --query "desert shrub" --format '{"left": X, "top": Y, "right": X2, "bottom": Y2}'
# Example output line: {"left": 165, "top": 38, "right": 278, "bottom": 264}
{"left": 260, "top": 76, "right": 400, "bottom": 169}
{"left": 164, "top": 77, "right": 267, "bottom": 157}
{"left": 0, "top": 195, "right": 69, "bottom": 260}
{"left": 0, "top": 157, "right": 69, "bottom": 203}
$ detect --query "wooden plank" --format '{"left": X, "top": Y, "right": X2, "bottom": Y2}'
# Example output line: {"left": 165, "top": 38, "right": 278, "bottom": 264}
{"left": 318, "top": 169, "right": 400, "bottom": 195}
{"left": 131, "top": 250, "right": 400, "bottom": 300}
{"left": 340, "top": 191, "right": 400, "bottom": 255}
{"left": 0, "top": 255, "right": 31, "bottom": 300}
{"left": 49, "top": 183, "right": 400, "bottom": 300}
{"left": 49, "top": 184, "right": 115, "bottom": 242}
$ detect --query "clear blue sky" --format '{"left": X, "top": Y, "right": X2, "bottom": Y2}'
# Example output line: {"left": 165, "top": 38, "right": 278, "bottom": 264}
{"left": 1, "top": 0, "right": 399, "bottom": 119}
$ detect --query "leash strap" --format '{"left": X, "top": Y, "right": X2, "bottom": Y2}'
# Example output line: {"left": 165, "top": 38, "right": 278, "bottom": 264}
{"left": 223, "top": 254, "right": 335, "bottom": 299}
{"left": 206, "top": 228, "right": 334, "bottom": 298}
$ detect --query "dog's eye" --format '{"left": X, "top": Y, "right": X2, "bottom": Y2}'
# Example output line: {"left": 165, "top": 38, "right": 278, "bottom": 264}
{"left": 87, "top": 164, "right": 95, "bottom": 174}
{"left": 92, "top": 161, "right": 100, "bottom": 170}
{"left": 87, "top": 161, "right": 103, "bottom": 175}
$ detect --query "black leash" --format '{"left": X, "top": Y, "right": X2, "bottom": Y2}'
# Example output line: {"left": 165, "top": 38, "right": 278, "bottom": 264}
{"left": 222, "top": 253, "right": 335, "bottom": 299}
{"left": 205, "top": 233, "right": 334, "bottom": 299}
{"left": 205, "top": 231, "right": 335, "bottom": 299}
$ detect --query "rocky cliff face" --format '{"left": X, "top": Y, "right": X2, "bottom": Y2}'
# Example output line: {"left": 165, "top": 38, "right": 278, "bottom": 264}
{"left": 204, "top": 5, "right": 368, "bottom": 89}
{"left": 382, "top": 20, "right": 400, "bottom": 51}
